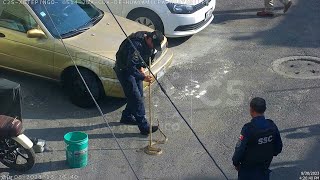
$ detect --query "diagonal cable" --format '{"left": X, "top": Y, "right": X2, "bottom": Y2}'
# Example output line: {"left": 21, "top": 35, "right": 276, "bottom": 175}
{"left": 102, "top": 1, "right": 229, "bottom": 180}
{"left": 42, "top": 4, "right": 140, "bottom": 180}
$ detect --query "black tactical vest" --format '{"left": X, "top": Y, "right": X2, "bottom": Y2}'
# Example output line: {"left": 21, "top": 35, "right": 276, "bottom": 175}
{"left": 115, "top": 31, "right": 151, "bottom": 70}
{"left": 241, "top": 120, "right": 276, "bottom": 168}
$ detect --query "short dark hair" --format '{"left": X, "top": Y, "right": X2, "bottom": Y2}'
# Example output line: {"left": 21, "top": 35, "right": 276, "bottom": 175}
{"left": 250, "top": 97, "right": 266, "bottom": 114}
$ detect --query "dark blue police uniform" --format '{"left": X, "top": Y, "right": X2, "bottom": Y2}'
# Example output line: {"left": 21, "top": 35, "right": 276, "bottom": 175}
{"left": 114, "top": 32, "right": 154, "bottom": 132}
{"left": 232, "top": 116, "right": 283, "bottom": 180}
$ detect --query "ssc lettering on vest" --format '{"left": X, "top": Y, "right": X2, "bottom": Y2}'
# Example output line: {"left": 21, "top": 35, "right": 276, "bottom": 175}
{"left": 257, "top": 135, "right": 273, "bottom": 145}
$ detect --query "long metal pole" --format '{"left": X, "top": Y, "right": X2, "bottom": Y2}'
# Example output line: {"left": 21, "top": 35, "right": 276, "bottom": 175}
{"left": 148, "top": 59, "right": 152, "bottom": 147}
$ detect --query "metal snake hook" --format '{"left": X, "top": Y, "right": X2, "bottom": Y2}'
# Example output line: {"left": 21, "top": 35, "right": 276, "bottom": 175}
{"left": 144, "top": 59, "right": 163, "bottom": 155}
{"left": 153, "top": 118, "right": 168, "bottom": 145}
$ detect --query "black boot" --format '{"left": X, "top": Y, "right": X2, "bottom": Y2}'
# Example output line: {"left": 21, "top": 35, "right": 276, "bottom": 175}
{"left": 120, "top": 117, "right": 138, "bottom": 125}
{"left": 140, "top": 126, "right": 158, "bottom": 135}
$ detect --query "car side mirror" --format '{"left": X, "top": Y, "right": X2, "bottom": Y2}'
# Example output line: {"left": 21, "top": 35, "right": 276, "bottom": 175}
{"left": 27, "top": 29, "right": 46, "bottom": 39}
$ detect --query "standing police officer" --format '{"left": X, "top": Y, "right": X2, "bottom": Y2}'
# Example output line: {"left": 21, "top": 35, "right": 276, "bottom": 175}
{"left": 114, "top": 30, "right": 164, "bottom": 135}
{"left": 232, "top": 97, "right": 283, "bottom": 180}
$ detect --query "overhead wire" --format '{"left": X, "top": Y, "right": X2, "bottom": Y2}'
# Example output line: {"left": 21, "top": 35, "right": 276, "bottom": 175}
{"left": 102, "top": 2, "right": 229, "bottom": 180}
{"left": 42, "top": 0, "right": 229, "bottom": 179}
{"left": 42, "top": 3, "right": 140, "bottom": 180}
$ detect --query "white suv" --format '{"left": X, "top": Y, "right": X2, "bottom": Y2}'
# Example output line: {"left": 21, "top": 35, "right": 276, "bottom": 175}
{"left": 91, "top": 0, "right": 216, "bottom": 37}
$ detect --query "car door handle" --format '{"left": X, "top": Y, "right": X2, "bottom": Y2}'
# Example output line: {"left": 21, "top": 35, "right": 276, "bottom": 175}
{"left": 0, "top": 33, "right": 5, "bottom": 38}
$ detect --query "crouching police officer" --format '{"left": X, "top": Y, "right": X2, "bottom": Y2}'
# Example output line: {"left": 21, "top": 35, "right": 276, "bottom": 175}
{"left": 232, "top": 97, "right": 283, "bottom": 180}
{"left": 113, "top": 30, "right": 164, "bottom": 135}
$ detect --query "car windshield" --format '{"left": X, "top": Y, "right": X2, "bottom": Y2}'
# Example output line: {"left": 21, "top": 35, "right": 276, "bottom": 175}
{"left": 27, "top": 0, "right": 103, "bottom": 38}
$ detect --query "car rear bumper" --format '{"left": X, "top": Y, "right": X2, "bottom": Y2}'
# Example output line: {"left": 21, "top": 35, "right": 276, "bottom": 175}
{"left": 101, "top": 48, "right": 173, "bottom": 98}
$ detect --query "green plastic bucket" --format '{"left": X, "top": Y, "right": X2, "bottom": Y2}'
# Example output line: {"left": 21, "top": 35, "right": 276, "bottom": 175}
{"left": 64, "top": 132, "right": 88, "bottom": 168}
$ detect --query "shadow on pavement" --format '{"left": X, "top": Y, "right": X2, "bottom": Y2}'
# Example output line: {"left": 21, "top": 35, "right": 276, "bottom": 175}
{"left": 270, "top": 152, "right": 319, "bottom": 180}
{"left": 213, "top": 14, "right": 263, "bottom": 24}
{"left": 266, "top": 86, "right": 320, "bottom": 93}
{"left": 167, "top": 36, "right": 192, "bottom": 48}
{"left": 270, "top": 166, "right": 301, "bottom": 180}
{"left": 0, "top": 160, "right": 68, "bottom": 175}
{"left": 213, "top": 7, "right": 283, "bottom": 24}
{"left": 24, "top": 122, "right": 145, "bottom": 141}
{"left": 230, "top": 0, "right": 320, "bottom": 48}
{"left": 0, "top": 68, "right": 126, "bottom": 120}
{"left": 88, "top": 133, "right": 146, "bottom": 139}
{"left": 214, "top": 7, "right": 283, "bottom": 15}
{"left": 270, "top": 124, "right": 320, "bottom": 180}
{"left": 280, "top": 124, "right": 320, "bottom": 139}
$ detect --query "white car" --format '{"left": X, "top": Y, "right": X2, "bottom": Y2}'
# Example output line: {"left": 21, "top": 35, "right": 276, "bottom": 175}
{"left": 91, "top": 0, "right": 216, "bottom": 37}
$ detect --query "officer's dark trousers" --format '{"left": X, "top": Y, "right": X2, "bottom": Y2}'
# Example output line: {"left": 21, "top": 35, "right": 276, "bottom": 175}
{"left": 114, "top": 68, "right": 148, "bottom": 131}
{"left": 238, "top": 167, "right": 271, "bottom": 180}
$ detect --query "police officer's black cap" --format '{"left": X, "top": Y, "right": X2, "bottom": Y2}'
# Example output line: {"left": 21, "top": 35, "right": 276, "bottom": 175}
{"left": 151, "top": 30, "right": 164, "bottom": 51}
{"left": 250, "top": 97, "right": 266, "bottom": 113}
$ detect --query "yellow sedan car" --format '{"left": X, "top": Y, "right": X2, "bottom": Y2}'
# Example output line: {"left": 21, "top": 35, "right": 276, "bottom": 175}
{"left": 0, "top": 0, "right": 173, "bottom": 107}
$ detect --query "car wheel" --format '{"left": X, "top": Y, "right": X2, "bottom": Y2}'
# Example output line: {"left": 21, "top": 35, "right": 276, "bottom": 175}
{"left": 63, "top": 68, "right": 102, "bottom": 108}
{"left": 128, "top": 9, "right": 164, "bottom": 33}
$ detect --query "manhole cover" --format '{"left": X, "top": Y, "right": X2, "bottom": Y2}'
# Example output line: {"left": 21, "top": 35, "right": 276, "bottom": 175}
{"left": 272, "top": 56, "right": 320, "bottom": 79}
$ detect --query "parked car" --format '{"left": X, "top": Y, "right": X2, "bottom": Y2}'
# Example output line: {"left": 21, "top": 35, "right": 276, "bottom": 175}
{"left": 91, "top": 0, "right": 216, "bottom": 37}
{"left": 0, "top": 0, "right": 173, "bottom": 107}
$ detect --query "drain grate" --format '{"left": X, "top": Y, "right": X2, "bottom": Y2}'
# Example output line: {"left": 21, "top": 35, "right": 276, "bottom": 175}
{"left": 272, "top": 56, "right": 320, "bottom": 79}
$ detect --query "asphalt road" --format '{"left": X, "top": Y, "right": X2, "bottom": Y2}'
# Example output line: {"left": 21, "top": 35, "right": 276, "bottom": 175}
{"left": 1, "top": 0, "right": 320, "bottom": 179}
